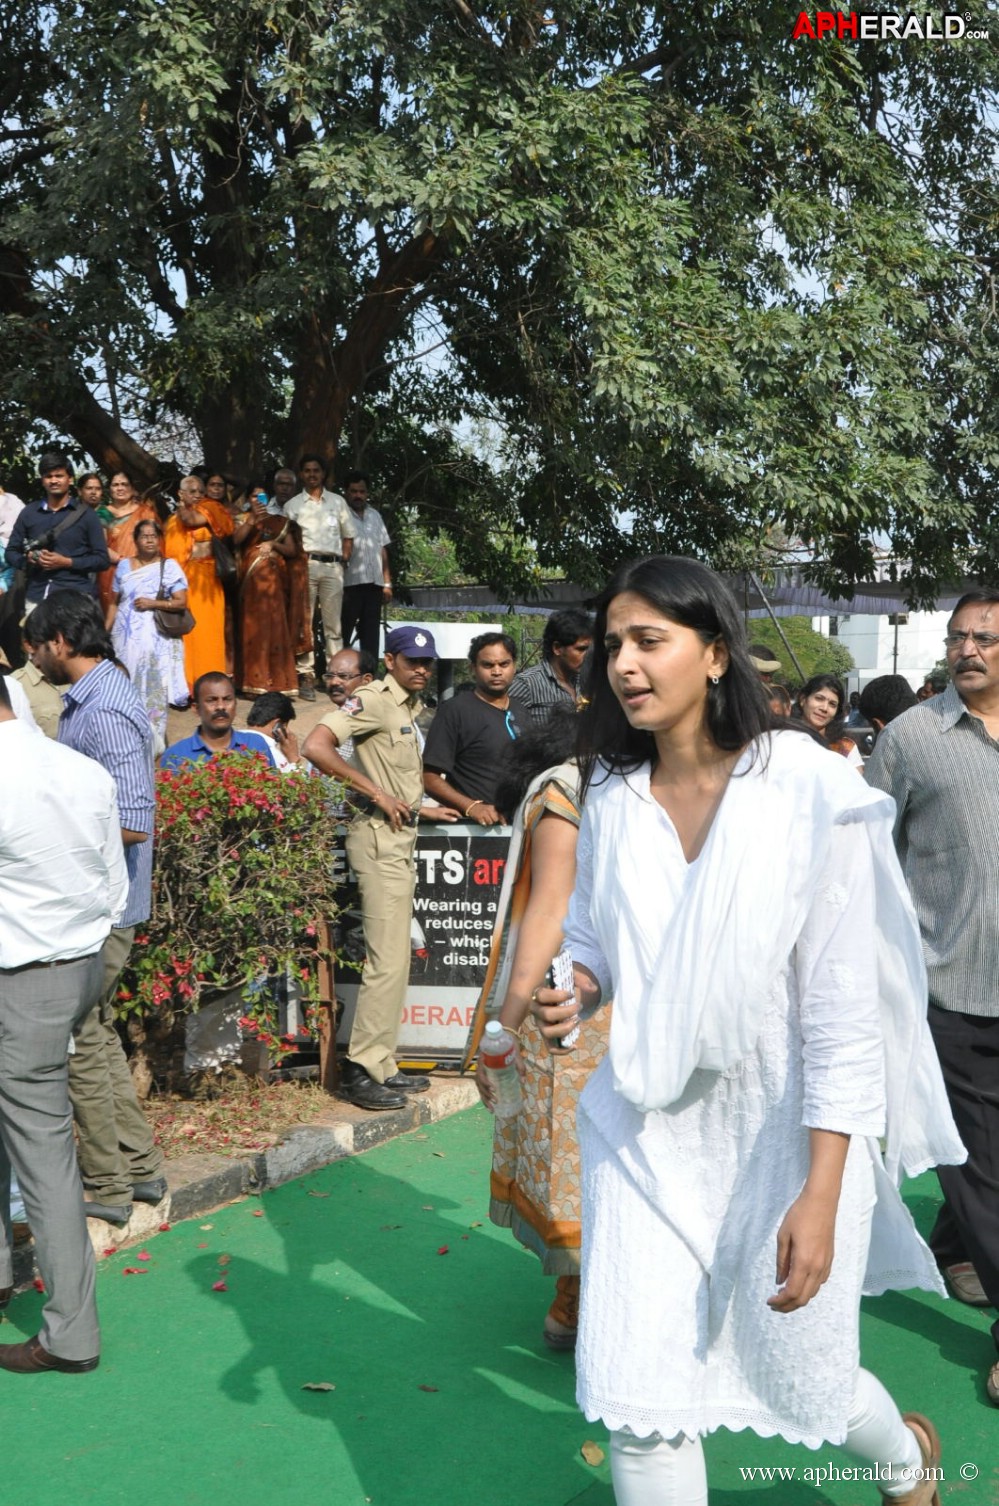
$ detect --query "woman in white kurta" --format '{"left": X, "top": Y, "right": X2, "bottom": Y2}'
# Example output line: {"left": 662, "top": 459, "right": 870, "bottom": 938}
{"left": 532, "top": 556, "right": 965, "bottom": 1506}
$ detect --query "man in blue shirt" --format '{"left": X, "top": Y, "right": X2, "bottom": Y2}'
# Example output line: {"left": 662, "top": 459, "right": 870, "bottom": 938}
{"left": 26, "top": 591, "right": 165, "bottom": 1226}
{"left": 161, "top": 672, "right": 276, "bottom": 768}
{"left": 5, "top": 451, "right": 110, "bottom": 608}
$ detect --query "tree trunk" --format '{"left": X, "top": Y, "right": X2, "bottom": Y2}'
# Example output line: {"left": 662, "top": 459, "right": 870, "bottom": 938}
{"left": 287, "top": 229, "right": 448, "bottom": 460}
{"left": 0, "top": 242, "right": 162, "bottom": 484}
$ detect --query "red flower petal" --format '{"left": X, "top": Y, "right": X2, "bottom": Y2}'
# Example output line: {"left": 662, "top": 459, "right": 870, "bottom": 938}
{"left": 212, "top": 1280, "right": 228, "bottom": 1292}
{"left": 436, "top": 1246, "right": 449, "bottom": 1256}
{"left": 122, "top": 1267, "right": 147, "bottom": 1276}
{"left": 136, "top": 1250, "right": 151, "bottom": 1261}
{"left": 158, "top": 1222, "right": 171, "bottom": 1232}
{"left": 102, "top": 1246, "right": 117, "bottom": 1257}
{"left": 252, "top": 1210, "right": 264, "bottom": 1218}
{"left": 32, "top": 1277, "right": 45, "bottom": 1292}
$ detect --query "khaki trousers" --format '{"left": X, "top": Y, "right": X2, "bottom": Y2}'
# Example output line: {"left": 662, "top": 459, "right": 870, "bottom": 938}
{"left": 68, "top": 926, "right": 164, "bottom": 1207}
{"left": 345, "top": 819, "right": 417, "bottom": 1081}
{"left": 297, "top": 560, "right": 344, "bottom": 673}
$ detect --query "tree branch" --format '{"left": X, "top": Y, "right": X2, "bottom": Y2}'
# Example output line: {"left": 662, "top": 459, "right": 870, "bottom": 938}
{"left": 449, "top": 0, "right": 500, "bottom": 50}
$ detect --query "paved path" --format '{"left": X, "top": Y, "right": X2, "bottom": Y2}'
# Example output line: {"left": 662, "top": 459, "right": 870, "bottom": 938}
{"left": 3, "top": 1109, "right": 995, "bottom": 1505}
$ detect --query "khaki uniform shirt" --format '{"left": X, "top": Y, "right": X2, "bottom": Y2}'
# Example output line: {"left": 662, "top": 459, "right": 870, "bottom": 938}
{"left": 12, "top": 660, "right": 64, "bottom": 740}
{"left": 320, "top": 675, "right": 424, "bottom": 820}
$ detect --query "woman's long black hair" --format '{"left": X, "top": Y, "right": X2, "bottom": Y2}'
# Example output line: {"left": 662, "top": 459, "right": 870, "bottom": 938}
{"left": 796, "top": 672, "right": 848, "bottom": 746}
{"left": 495, "top": 703, "right": 578, "bottom": 820}
{"left": 575, "top": 556, "right": 772, "bottom": 797}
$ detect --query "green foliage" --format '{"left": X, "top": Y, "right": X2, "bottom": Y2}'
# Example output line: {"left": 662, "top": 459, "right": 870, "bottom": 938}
{"left": 118, "top": 757, "right": 340, "bottom": 1053}
{"left": 1, "top": 2, "right": 998, "bottom": 602}
{"left": 745, "top": 618, "right": 855, "bottom": 687}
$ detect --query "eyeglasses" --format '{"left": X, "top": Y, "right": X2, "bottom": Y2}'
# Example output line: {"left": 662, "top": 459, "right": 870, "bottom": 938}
{"left": 943, "top": 631, "right": 999, "bottom": 650}
{"left": 325, "top": 671, "right": 359, "bottom": 682}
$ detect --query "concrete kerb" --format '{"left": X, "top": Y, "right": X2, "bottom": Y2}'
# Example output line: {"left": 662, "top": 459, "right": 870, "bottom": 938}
{"left": 11, "top": 1076, "right": 479, "bottom": 1291}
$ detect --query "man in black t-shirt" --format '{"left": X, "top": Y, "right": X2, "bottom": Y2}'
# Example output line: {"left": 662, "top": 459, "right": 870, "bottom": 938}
{"left": 422, "top": 631, "right": 520, "bottom": 824}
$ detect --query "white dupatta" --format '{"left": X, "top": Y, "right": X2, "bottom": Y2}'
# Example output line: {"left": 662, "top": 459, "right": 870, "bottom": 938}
{"left": 584, "top": 730, "right": 964, "bottom": 1182}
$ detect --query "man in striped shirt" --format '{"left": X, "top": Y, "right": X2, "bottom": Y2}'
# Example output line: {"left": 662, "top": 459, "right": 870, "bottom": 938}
{"left": 508, "top": 607, "right": 593, "bottom": 730}
{"left": 26, "top": 592, "right": 166, "bottom": 1226}
{"left": 866, "top": 588, "right": 999, "bottom": 1402}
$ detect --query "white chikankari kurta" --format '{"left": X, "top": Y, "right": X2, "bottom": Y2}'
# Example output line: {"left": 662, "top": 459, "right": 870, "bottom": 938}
{"left": 566, "top": 731, "right": 964, "bottom": 1449}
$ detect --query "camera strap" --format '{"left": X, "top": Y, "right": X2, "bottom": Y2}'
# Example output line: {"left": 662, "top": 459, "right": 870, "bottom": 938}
{"left": 42, "top": 502, "right": 87, "bottom": 544}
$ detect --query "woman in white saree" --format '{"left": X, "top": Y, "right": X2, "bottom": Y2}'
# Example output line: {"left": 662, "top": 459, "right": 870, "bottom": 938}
{"left": 532, "top": 557, "right": 965, "bottom": 1506}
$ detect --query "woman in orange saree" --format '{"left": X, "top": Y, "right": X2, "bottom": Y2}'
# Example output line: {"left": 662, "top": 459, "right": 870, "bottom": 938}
{"left": 236, "top": 493, "right": 311, "bottom": 696}
{"left": 97, "top": 472, "right": 157, "bottom": 614}
{"left": 163, "top": 481, "right": 235, "bottom": 695}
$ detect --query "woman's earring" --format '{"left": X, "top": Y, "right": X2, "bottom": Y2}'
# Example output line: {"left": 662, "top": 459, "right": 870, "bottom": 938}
{"left": 710, "top": 675, "right": 720, "bottom": 686}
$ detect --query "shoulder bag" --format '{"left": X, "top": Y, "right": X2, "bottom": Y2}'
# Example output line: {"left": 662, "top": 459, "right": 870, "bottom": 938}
{"left": 153, "top": 559, "right": 196, "bottom": 638}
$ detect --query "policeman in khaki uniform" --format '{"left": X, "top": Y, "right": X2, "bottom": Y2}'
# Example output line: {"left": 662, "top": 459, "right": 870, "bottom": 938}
{"left": 303, "top": 626, "right": 457, "bottom": 1109}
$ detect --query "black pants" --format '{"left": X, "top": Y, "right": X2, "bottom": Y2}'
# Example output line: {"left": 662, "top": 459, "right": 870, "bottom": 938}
{"left": 341, "top": 584, "right": 383, "bottom": 663}
{"left": 927, "top": 1003, "right": 999, "bottom": 1351}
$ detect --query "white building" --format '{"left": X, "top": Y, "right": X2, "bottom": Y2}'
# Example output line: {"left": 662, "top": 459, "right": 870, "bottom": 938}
{"left": 811, "top": 610, "right": 949, "bottom": 693}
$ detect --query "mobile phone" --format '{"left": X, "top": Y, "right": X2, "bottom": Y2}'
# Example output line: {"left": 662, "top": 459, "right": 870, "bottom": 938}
{"left": 549, "top": 948, "right": 579, "bottom": 1048}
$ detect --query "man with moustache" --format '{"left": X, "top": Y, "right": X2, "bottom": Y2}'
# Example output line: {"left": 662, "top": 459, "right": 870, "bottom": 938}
{"left": 422, "top": 631, "right": 520, "bottom": 824}
{"left": 5, "top": 451, "right": 110, "bottom": 611}
{"left": 866, "top": 589, "right": 999, "bottom": 1400}
{"left": 303, "top": 627, "right": 456, "bottom": 1109}
{"left": 160, "top": 672, "right": 276, "bottom": 768}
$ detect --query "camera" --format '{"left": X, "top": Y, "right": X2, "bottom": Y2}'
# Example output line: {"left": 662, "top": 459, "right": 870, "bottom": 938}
{"left": 25, "top": 528, "right": 56, "bottom": 565}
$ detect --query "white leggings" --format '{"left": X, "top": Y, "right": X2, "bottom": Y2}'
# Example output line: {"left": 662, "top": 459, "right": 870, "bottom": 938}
{"left": 609, "top": 1368, "right": 922, "bottom": 1506}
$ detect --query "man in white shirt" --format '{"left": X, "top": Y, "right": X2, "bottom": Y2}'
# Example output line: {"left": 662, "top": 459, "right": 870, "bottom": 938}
{"left": 283, "top": 454, "right": 357, "bottom": 700}
{"left": 0, "top": 676, "right": 127, "bottom": 1374}
{"left": 340, "top": 472, "right": 392, "bottom": 663}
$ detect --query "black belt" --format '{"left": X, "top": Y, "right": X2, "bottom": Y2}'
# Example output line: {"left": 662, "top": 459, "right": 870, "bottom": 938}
{"left": 307, "top": 551, "right": 345, "bottom": 564}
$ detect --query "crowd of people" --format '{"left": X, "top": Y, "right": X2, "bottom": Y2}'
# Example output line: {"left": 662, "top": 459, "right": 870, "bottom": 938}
{"left": 2, "top": 442, "right": 998, "bottom": 1506}
{"left": 0, "top": 450, "right": 394, "bottom": 752}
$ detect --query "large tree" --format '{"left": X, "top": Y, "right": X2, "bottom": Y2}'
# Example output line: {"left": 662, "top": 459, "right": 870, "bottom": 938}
{"left": 1, "top": 2, "right": 997, "bottom": 598}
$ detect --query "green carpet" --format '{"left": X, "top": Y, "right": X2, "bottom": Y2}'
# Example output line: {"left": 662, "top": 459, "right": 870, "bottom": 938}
{"left": 1, "top": 1110, "right": 994, "bottom": 1505}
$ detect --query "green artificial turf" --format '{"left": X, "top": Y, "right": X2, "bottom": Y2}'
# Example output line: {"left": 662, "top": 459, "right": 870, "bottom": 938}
{"left": 1, "top": 1110, "right": 994, "bottom": 1505}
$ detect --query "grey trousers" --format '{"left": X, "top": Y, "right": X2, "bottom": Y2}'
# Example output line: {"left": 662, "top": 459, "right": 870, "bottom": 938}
{"left": 69, "top": 926, "right": 164, "bottom": 1205}
{"left": 0, "top": 950, "right": 104, "bottom": 1360}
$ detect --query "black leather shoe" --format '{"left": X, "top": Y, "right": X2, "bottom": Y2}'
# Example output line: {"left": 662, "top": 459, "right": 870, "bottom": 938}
{"left": 338, "top": 1066, "right": 407, "bottom": 1111}
{"left": 131, "top": 1177, "right": 168, "bottom": 1205}
{"left": 383, "top": 1071, "right": 431, "bottom": 1093}
{"left": 0, "top": 1337, "right": 99, "bottom": 1374}
{"left": 82, "top": 1201, "right": 131, "bottom": 1226}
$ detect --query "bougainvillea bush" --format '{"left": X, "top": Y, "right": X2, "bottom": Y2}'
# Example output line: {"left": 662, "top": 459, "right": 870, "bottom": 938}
{"left": 116, "top": 756, "right": 340, "bottom": 1060}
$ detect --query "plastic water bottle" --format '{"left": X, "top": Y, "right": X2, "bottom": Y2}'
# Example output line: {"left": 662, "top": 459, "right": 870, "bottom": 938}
{"left": 481, "top": 1020, "right": 523, "bottom": 1119}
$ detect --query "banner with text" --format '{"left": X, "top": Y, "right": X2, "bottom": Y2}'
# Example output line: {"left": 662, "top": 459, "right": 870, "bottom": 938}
{"left": 335, "top": 823, "right": 510, "bottom": 1057}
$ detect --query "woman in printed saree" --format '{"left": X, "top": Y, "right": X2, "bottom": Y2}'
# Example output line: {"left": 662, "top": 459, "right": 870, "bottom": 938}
{"left": 106, "top": 518, "right": 188, "bottom": 754}
{"left": 96, "top": 471, "right": 158, "bottom": 614}
{"left": 465, "top": 707, "right": 610, "bottom": 1350}
{"left": 532, "top": 556, "right": 964, "bottom": 1506}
